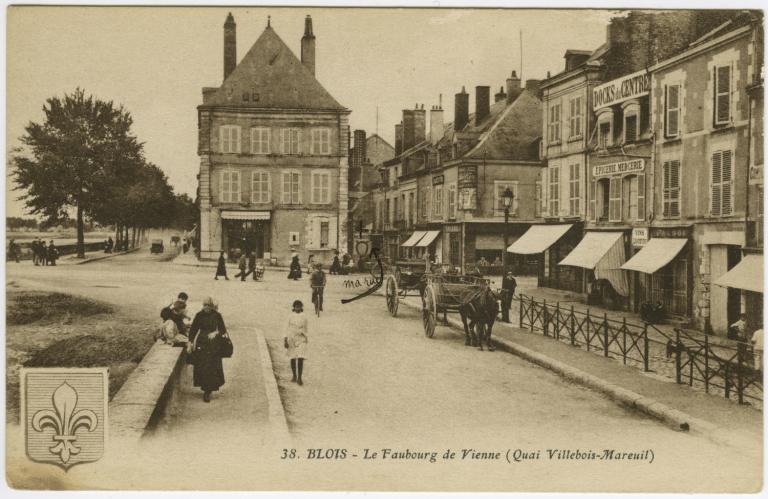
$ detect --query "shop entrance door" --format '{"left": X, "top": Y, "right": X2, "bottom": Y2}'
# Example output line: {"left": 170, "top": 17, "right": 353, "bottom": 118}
{"left": 223, "top": 219, "right": 269, "bottom": 261}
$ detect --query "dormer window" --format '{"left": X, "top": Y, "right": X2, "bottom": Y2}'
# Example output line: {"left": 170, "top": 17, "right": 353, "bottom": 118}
{"left": 598, "top": 122, "right": 611, "bottom": 149}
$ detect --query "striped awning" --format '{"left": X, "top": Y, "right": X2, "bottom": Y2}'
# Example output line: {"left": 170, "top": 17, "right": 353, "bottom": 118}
{"left": 621, "top": 238, "right": 687, "bottom": 274}
{"left": 401, "top": 231, "right": 427, "bottom": 247}
{"left": 221, "top": 210, "right": 270, "bottom": 220}
{"left": 506, "top": 224, "right": 572, "bottom": 254}
{"left": 415, "top": 231, "right": 441, "bottom": 247}
{"left": 713, "top": 254, "right": 764, "bottom": 293}
{"left": 558, "top": 231, "right": 624, "bottom": 269}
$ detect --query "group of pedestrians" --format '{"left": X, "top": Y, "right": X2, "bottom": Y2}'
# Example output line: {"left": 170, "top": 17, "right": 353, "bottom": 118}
{"left": 21, "top": 238, "right": 59, "bottom": 266}
{"left": 214, "top": 251, "right": 264, "bottom": 281}
{"left": 157, "top": 292, "right": 231, "bottom": 403}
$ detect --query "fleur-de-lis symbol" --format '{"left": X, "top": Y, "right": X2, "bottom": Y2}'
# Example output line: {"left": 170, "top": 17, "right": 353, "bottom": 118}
{"left": 31, "top": 382, "right": 98, "bottom": 464}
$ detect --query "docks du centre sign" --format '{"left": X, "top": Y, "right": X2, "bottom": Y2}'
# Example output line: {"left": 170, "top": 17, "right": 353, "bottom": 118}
{"left": 593, "top": 69, "right": 651, "bottom": 110}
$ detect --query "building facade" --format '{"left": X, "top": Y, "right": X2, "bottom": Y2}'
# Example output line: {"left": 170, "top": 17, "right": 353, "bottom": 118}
{"left": 646, "top": 16, "right": 763, "bottom": 334}
{"left": 373, "top": 76, "right": 544, "bottom": 273}
{"left": 197, "top": 14, "right": 351, "bottom": 265}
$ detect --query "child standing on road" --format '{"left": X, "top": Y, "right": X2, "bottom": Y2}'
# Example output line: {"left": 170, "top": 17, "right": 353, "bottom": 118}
{"left": 284, "top": 300, "right": 308, "bottom": 386}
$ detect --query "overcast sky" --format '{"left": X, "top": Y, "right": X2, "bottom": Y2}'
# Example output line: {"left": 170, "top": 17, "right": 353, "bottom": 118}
{"left": 6, "top": 6, "right": 615, "bottom": 217}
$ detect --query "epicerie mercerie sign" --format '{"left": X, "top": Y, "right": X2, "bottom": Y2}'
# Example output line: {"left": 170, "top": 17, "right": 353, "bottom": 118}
{"left": 593, "top": 159, "right": 645, "bottom": 177}
{"left": 592, "top": 69, "right": 651, "bottom": 110}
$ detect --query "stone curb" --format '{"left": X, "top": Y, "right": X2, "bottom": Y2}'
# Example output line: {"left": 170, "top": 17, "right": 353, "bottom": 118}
{"left": 394, "top": 295, "right": 760, "bottom": 458}
{"left": 255, "top": 328, "right": 292, "bottom": 441}
{"left": 109, "top": 341, "right": 186, "bottom": 440}
{"left": 70, "top": 247, "right": 141, "bottom": 265}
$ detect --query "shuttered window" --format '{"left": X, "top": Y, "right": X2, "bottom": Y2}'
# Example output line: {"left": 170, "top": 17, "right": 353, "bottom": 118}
{"left": 568, "top": 164, "right": 580, "bottom": 216}
{"left": 311, "top": 128, "right": 331, "bottom": 155}
{"left": 569, "top": 96, "right": 582, "bottom": 137}
{"left": 548, "top": 103, "right": 561, "bottom": 142}
{"left": 281, "top": 171, "right": 301, "bottom": 204}
{"left": 548, "top": 166, "right": 560, "bottom": 216}
{"left": 311, "top": 171, "right": 331, "bottom": 204}
{"left": 433, "top": 186, "right": 443, "bottom": 218}
{"left": 220, "top": 171, "right": 241, "bottom": 203}
{"left": 250, "top": 127, "right": 270, "bottom": 154}
{"left": 665, "top": 85, "right": 680, "bottom": 138}
{"left": 220, "top": 125, "right": 241, "bottom": 153}
{"left": 588, "top": 180, "right": 596, "bottom": 221}
{"left": 608, "top": 177, "right": 621, "bottom": 222}
{"left": 714, "top": 65, "right": 731, "bottom": 125}
{"left": 281, "top": 128, "right": 300, "bottom": 154}
{"left": 250, "top": 171, "right": 270, "bottom": 203}
{"left": 624, "top": 114, "right": 638, "bottom": 143}
{"left": 711, "top": 150, "right": 733, "bottom": 216}
{"left": 663, "top": 160, "right": 680, "bottom": 218}
{"left": 447, "top": 184, "right": 457, "bottom": 219}
{"left": 636, "top": 174, "right": 645, "bottom": 221}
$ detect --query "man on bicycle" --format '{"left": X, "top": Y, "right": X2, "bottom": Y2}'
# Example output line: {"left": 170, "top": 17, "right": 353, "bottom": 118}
{"left": 310, "top": 262, "right": 327, "bottom": 313}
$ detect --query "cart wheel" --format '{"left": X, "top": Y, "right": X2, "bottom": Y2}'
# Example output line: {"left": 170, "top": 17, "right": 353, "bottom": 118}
{"left": 385, "top": 274, "right": 399, "bottom": 317}
{"left": 422, "top": 285, "right": 437, "bottom": 338}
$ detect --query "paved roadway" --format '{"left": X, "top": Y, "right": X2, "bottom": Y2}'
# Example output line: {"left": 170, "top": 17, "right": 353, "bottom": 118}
{"left": 5, "top": 250, "right": 762, "bottom": 492}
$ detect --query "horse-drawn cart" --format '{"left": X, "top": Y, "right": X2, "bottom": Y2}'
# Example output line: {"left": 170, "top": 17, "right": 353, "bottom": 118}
{"left": 384, "top": 260, "right": 428, "bottom": 317}
{"left": 421, "top": 273, "right": 491, "bottom": 338}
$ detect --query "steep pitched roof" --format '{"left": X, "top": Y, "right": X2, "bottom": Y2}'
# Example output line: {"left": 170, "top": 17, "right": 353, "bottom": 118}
{"left": 463, "top": 87, "right": 542, "bottom": 161}
{"left": 203, "top": 26, "right": 347, "bottom": 111}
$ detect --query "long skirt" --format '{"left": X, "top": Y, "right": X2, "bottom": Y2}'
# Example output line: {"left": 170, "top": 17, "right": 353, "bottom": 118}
{"left": 287, "top": 267, "right": 302, "bottom": 279}
{"left": 192, "top": 333, "right": 225, "bottom": 392}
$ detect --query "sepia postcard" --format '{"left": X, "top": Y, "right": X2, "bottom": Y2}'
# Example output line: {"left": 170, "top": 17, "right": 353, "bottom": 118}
{"left": 4, "top": 3, "right": 765, "bottom": 493}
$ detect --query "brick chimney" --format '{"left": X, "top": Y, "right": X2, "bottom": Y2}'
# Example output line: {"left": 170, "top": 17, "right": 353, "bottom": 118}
{"left": 564, "top": 50, "right": 591, "bottom": 72}
{"left": 394, "top": 123, "right": 403, "bottom": 157}
{"left": 475, "top": 86, "right": 490, "bottom": 124}
{"left": 506, "top": 71, "right": 522, "bottom": 104}
{"left": 402, "top": 106, "right": 426, "bottom": 152}
{"left": 429, "top": 104, "right": 444, "bottom": 144}
{"left": 525, "top": 79, "right": 541, "bottom": 94}
{"left": 301, "top": 15, "right": 316, "bottom": 76}
{"left": 454, "top": 87, "right": 469, "bottom": 132}
{"left": 223, "top": 12, "right": 237, "bottom": 81}
{"left": 494, "top": 85, "right": 507, "bottom": 103}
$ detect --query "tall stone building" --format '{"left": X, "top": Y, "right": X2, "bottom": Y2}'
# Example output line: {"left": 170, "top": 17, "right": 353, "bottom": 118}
{"left": 197, "top": 14, "right": 351, "bottom": 265}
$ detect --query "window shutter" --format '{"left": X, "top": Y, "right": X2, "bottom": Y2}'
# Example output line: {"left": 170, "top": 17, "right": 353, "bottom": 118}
{"left": 715, "top": 65, "right": 731, "bottom": 124}
{"left": 282, "top": 172, "right": 291, "bottom": 204}
{"left": 588, "top": 179, "right": 595, "bottom": 221}
{"left": 609, "top": 177, "right": 621, "bottom": 221}
{"left": 721, "top": 150, "right": 733, "bottom": 215}
{"left": 636, "top": 174, "right": 645, "bottom": 220}
{"left": 233, "top": 127, "right": 240, "bottom": 153}
{"left": 711, "top": 151, "right": 722, "bottom": 216}
{"left": 666, "top": 85, "right": 679, "bottom": 137}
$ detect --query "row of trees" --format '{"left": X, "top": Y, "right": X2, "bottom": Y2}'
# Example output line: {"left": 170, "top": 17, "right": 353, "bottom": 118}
{"left": 11, "top": 89, "right": 196, "bottom": 257}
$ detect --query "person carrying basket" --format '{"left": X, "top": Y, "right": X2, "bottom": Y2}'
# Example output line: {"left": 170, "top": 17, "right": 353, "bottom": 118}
{"left": 310, "top": 262, "right": 327, "bottom": 316}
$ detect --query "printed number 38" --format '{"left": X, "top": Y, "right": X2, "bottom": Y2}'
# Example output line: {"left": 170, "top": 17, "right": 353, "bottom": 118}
{"left": 281, "top": 448, "right": 297, "bottom": 459}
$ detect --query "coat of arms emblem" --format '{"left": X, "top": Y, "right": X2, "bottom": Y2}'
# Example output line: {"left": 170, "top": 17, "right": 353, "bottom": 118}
{"left": 20, "top": 368, "right": 108, "bottom": 470}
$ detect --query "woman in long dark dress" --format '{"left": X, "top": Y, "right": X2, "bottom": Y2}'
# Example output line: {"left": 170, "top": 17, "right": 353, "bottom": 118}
{"left": 214, "top": 251, "right": 229, "bottom": 280}
{"left": 287, "top": 253, "right": 302, "bottom": 280}
{"left": 188, "top": 297, "right": 227, "bottom": 402}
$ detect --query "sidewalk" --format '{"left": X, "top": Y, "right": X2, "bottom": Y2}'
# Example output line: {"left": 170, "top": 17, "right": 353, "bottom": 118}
{"left": 54, "top": 247, "right": 141, "bottom": 265}
{"left": 513, "top": 281, "right": 739, "bottom": 349}
{"left": 396, "top": 292, "right": 762, "bottom": 454}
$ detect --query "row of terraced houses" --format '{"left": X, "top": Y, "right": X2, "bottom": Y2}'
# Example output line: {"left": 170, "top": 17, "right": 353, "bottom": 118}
{"left": 362, "top": 10, "right": 763, "bottom": 337}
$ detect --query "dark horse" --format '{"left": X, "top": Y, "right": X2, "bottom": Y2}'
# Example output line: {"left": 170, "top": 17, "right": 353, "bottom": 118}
{"left": 458, "top": 287, "right": 499, "bottom": 351}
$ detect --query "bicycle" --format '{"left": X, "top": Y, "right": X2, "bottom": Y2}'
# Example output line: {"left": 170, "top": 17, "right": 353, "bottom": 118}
{"left": 311, "top": 285, "right": 324, "bottom": 317}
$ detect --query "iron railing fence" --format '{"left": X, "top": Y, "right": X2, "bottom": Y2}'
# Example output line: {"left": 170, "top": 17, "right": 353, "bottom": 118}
{"left": 517, "top": 294, "right": 762, "bottom": 405}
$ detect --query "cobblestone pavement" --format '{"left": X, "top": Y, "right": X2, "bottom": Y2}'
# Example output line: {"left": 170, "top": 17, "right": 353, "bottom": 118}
{"left": 5, "top": 254, "right": 762, "bottom": 492}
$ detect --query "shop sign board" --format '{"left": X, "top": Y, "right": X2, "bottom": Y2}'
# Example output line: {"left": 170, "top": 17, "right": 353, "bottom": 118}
{"left": 632, "top": 227, "right": 649, "bottom": 248}
{"left": 593, "top": 159, "right": 645, "bottom": 177}
{"left": 592, "top": 69, "right": 651, "bottom": 110}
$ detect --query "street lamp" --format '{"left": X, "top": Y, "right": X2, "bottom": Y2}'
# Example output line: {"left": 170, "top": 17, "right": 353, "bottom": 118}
{"left": 502, "top": 187, "right": 514, "bottom": 273}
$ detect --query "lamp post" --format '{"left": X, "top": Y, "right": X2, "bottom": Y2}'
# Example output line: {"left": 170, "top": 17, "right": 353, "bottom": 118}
{"left": 502, "top": 187, "right": 514, "bottom": 273}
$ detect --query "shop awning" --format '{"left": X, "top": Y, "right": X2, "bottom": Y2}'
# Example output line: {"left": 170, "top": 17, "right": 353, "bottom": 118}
{"left": 415, "top": 231, "right": 441, "bottom": 247}
{"left": 620, "top": 238, "right": 688, "bottom": 274}
{"left": 221, "top": 210, "right": 270, "bottom": 220}
{"left": 506, "top": 224, "right": 572, "bottom": 254}
{"left": 713, "top": 254, "right": 764, "bottom": 293}
{"left": 401, "top": 231, "right": 427, "bottom": 247}
{"left": 558, "top": 231, "right": 624, "bottom": 269}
